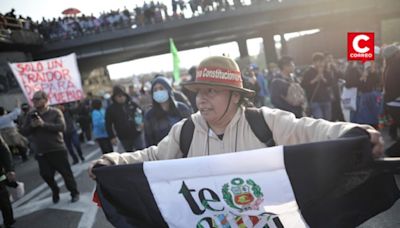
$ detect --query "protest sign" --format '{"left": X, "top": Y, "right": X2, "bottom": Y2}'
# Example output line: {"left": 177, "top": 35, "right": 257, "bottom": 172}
{"left": 8, "top": 53, "right": 84, "bottom": 105}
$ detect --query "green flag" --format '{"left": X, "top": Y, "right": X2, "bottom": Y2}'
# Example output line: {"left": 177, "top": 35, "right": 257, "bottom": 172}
{"left": 169, "top": 38, "right": 180, "bottom": 84}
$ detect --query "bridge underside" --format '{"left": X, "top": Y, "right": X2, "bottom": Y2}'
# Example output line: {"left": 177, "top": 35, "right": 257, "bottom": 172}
{"left": 32, "top": 0, "right": 400, "bottom": 73}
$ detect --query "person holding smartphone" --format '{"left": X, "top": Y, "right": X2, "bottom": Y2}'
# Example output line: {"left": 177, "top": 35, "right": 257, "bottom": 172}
{"left": 21, "top": 91, "right": 80, "bottom": 203}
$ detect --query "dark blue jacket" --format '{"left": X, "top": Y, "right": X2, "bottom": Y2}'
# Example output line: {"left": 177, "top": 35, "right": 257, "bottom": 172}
{"left": 144, "top": 101, "right": 191, "bottom": 147}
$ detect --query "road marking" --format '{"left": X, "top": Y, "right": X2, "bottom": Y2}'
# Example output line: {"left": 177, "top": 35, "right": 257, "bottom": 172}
{"left": 12, "top": 147, "right": 102, "bottom": 228}
{"left": 13, "top": 148, "right": 100, "bottom": 207}
{"left": 33, "top": 162, "right": 91, "bottom": 201}
{"left": 13, "top": 189, "right": 100, "bottom": 228}
{"left": 77, "top": 188, "right": 100, "bottom": 228}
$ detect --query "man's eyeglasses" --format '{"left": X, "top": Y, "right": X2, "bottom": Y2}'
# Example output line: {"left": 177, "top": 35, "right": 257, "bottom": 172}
{"left": 31, "top": 97, "right": 43, "bottom": 101}
{"left": 196, "top": 88, "right": 226, "bottom": 98}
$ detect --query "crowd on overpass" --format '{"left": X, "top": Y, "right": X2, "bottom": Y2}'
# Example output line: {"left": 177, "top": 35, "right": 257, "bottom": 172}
{"left": 1, "top": 0, "right": 282, "bottom": 42}
{"left": 0, "top": 9, "right": 36, "bottom": 32}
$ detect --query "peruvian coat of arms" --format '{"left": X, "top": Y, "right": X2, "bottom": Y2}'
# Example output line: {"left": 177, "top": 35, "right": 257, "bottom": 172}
{"left": 222, "top": 177, "right": 264, "bottom": 212}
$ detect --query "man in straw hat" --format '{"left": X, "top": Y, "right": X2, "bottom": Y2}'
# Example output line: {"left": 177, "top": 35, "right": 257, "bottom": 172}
{"left": 89, "top": 56, "right": 384, "bottom": 177}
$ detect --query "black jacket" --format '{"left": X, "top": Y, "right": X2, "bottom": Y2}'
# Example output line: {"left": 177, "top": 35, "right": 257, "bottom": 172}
{"left": 144, "top": 101, "right": 191, "bottom": 147}
{"left": 301, "top": 67, "right": 333, "bottom": 103}
{"left": 63, "top": 109, "right": 78, "bottom": 134}
{"left": 270, "top": 74, "right": 303, "bottom": 118}
{"left": 105, "top": 94, "right": 142, "bottom": 140}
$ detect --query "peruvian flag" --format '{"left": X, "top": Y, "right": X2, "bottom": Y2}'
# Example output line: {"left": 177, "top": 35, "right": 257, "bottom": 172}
{"left": 93, "top": 136, "right": 399, "bottom": 228}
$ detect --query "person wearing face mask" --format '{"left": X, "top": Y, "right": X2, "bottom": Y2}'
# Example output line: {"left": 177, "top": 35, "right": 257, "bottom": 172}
{"left": 144, "top": 76, "right": 192, "bottom": 147}
{"left": 87, "top": 56, "right": 392, "bottom": 226}
{"left": 89, "top": 55, "right": 384, "bottom": 176}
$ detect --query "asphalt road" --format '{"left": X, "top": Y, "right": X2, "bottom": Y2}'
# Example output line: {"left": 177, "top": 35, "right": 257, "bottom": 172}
{"left": 9, "top": 143, "right": 113, "bottom": 228}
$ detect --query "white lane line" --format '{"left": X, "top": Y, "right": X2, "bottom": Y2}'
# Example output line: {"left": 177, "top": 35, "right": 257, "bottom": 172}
{"left": 13, "top": 197, "right": 52, "bottom": 218}
{"left": 13, "top": 148, "right": 101, "bottom": 207}
{"left": 78, "top": 187, "right": 99, "bottom": 228}
{"left": 13, "top": 190, "right": 98, "bottom": 224}
{"left": 13, "top": 146, "right": 102, "bottom": 228}
{"left": 33, "top": 162, "right": 91, "bottom": 201}
{"left": 32, "top": 148, "right": 101, "bottom": 201}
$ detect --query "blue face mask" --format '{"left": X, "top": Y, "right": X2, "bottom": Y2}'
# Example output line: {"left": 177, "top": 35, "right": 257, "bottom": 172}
{"left": 153, "top": 90, "right": 169, "bottom": 103}
{"left": 134, "top": 115, "right": 143, "bottom": 125}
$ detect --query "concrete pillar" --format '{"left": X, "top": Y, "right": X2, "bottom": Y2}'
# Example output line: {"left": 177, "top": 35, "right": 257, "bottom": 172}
{"left": 237, "top": 38, "right": 249, "bottom": 58}
{"left": 262, "top": 32, "right": 278, "bottom": 64}
{"left": 80, "top": 66, "right": 113, "bottom": 96}
{"left": 280, "top": 34, "right": 288, "bottom": 57}
{"left": 371, "top": 19, "right": 382, "bottom": 46}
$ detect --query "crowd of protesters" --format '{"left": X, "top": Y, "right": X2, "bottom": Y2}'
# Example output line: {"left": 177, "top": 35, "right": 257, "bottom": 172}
{"left": 88, "top": 54, "right": 387, "bottom": 184}
{"left": 1, "top": 0, "right": 281, "bottom": 42}
{"left": 1, "top": 42, "right": 399, "bottom": 226}
{"left": 242, "top": 48, "right": 389, "bottom": 126}
{"left": 239, "top": 45, "right": 400, "bottom": 158}
{"left": 1, "top": 44, "right": 399, "bottom": 163}
{"left": 2, "top": 1, "right": 400, "bottom": 226}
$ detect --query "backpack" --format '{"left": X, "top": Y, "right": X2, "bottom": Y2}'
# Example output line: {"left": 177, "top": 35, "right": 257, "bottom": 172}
{"left": 179, "top": 108, "right": 275, "bottom": 158}
{"left": 286, "top": 82, "right": 306, "bottom": 107}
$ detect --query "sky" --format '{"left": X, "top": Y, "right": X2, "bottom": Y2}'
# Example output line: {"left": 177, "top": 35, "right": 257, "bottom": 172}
{"left": 107, "top": 39, "right": 263, "bottom": 79}
{"left": 1, "top": 0, "right": 266, "bottom": 80}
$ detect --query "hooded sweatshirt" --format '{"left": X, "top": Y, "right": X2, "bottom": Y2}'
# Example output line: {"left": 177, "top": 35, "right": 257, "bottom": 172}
{"left": 105, "top": 85, "right": 142, "bottom": 140}
{"left": 144, "top": 77, "right": 192, "bottom": 146}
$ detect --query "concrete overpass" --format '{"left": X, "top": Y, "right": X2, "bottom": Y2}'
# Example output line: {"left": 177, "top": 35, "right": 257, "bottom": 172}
{"left": 33, "top": 0, "right": 400, "bottom": 73}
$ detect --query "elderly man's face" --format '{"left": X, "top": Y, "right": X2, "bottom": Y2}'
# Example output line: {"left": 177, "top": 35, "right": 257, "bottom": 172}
{"left": 196, "top": 86, "right": 240, "bottom": 124}
{"left": 31, "top": 93, "right": 47, "bottom": 109}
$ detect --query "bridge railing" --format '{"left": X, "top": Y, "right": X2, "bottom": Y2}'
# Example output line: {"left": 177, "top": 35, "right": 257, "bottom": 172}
{"left": 0, "top": 16, "right": 24, "bottom": 30}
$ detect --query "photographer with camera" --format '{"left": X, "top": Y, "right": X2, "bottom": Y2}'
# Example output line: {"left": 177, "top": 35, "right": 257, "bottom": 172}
{"left": 21, "top": 91, "right": 80, "bottom": 204}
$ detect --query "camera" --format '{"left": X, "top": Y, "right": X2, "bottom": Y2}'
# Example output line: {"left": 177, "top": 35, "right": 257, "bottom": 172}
{"left": 31, "top": 112, "right": 40, "bottom": 120}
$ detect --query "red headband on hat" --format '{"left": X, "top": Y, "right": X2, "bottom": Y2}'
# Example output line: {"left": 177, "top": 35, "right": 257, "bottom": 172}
{"left": 196, "top": 67, "right": 242, "bottom": 87}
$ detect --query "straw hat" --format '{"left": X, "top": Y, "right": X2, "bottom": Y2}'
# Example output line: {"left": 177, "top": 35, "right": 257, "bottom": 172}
{"left": 181, "top": 56, "right": 255, "bottom": 98}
